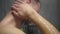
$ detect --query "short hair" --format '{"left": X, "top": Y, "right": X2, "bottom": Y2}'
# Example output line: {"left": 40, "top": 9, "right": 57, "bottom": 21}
{"left": 35, "top": 0, "right": 40, "bottom": 2}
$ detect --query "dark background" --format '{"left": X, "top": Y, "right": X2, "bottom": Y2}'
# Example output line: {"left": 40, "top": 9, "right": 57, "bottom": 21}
{"left": 0, "top": 0, "right": 60, "bottom": 32}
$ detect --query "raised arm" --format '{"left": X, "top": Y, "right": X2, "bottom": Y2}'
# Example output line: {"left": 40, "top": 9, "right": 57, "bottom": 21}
{"left": 28, "top": 10, "right": 59, "bottom": 34}
{"left": 12, "top": 1, "right": 59, "bottom": 34}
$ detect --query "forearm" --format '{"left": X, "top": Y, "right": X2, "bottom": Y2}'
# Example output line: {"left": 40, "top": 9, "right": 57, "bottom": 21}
{"left": 28, "top": 10, "right": 59, "bottom": 34}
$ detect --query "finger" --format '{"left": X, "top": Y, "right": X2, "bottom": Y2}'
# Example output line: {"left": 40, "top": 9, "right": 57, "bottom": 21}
{"left": 13, "top": 1, "right": 20, "bottom": 5}
{"left": 12, "top": 10, "right": 24, "bottom": 19}
{"left": 12, "top": 4, "right": 22, "bottom": 11}
{"left": 12, "top": 11, "right": 19, "bottom": 17}
{"left": 11, "top": 6, "right": 18, "bottom": 12}
{"left": 11, "top": 9, "right": 24, "bottom": 17}
{"left": 15, "top": 0, "right": 24, "bottom": 3}
{"left": 12, "top": 4, "right": 19, "bottom": 8}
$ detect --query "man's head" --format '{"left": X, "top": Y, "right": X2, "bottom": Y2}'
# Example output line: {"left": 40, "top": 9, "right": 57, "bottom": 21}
{"left": 26, "top": 0, "right": 40, "bottom": 11}
{"left": 12, "top": 0, "right": 40, "bottom": 20}
{"left": 22, "top": 0, "right": 40, "bottom": 11}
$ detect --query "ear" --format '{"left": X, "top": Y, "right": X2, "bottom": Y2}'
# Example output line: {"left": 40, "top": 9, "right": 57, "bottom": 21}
{"left": 26, "top": 0, "right": 32, "bottom": 4}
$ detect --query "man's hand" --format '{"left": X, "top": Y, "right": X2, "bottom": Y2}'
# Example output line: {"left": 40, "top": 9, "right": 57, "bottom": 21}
{"left": 11, "top": 0, "right": 36, "bottom": 18}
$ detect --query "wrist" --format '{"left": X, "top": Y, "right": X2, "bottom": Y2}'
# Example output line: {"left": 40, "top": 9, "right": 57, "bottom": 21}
{"left": 26, "top": 10, "right": 37, "bottom": 17}
{"left": 27, "top": 10, "right": 38, "bottom": 19}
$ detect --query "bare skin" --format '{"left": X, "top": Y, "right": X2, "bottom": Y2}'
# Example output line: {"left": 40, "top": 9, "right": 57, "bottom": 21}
{"left": 0, "top": 0, "right": 59, "bottom": 34}
{"left": 0, "top": 0, "right": 40, "bottom": 28}
{"left": 12, "top": 0, "right": 59, "bottom": 34}
{"left": 0, "top": 0, "right": 40, "bottom": 34}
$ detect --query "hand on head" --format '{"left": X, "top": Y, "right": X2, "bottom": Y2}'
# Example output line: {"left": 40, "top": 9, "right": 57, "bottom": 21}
{"left": 11, "top": 0, "right": 40, "bottom": 27}
{"left": 11, "top": 0, "right": 40, "bottom": 20}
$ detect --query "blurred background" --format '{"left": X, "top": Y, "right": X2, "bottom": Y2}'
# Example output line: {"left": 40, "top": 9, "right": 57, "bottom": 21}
{"left": 0, "top": 0, "right": 60, "bottom": 34}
